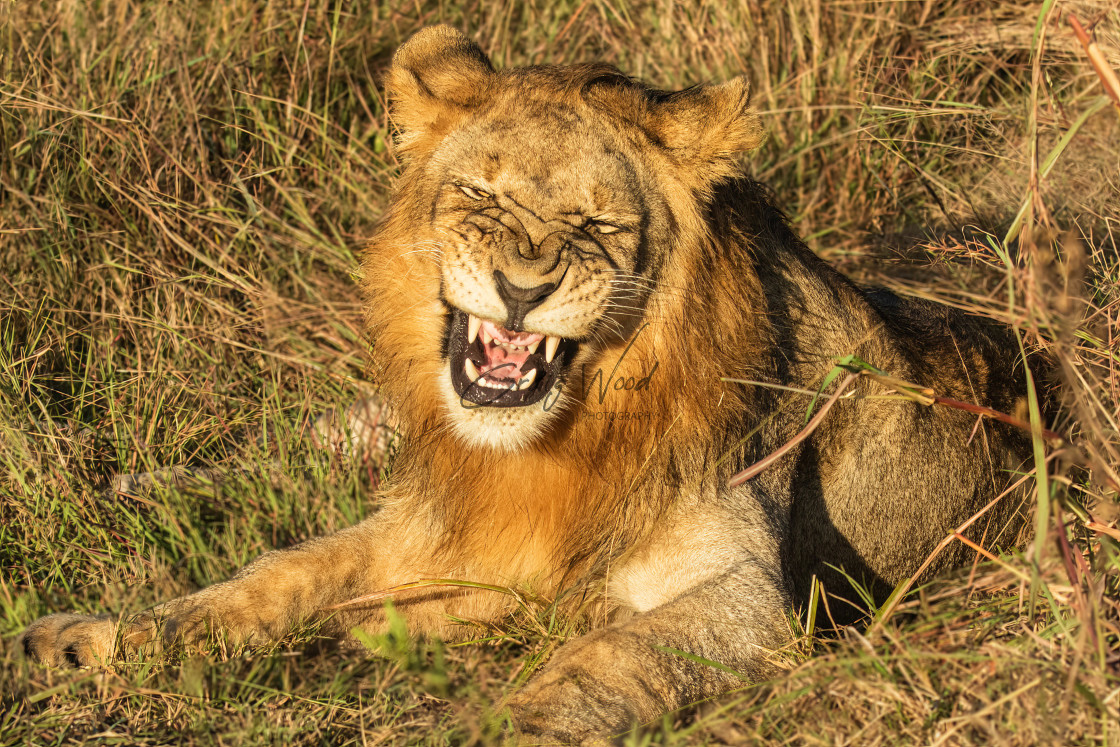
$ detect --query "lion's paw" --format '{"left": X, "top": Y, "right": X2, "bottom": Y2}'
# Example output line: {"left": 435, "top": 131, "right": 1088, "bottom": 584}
{"left": 507, "top": 630, "right": 664, "bottom": 746}
{"left": 508, "top": 678, "right": 621, "bottom": 747}
{"left": 18, "top": 613, "right": 120, "bottom": 668}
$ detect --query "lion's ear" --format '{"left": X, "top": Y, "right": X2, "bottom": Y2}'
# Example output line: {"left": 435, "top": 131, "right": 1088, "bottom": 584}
{"left": 387, "top": 26, "right": 494, "bottom": 153}
{"left": 647, "top": 77, "right": 764, "bottom": 184}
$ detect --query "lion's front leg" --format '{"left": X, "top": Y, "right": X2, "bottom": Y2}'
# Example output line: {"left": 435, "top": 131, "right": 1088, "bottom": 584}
{"left": 508, "top": 558, "right": 791, "bottom": 745}
{"left": 19, "top": 513, "right": 444, "bottom": 666}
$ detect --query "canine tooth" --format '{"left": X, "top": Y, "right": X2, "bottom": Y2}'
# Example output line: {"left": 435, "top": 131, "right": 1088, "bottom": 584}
{"left": 518, "top": 369, "right": 538, "bottom": 390}
{"left": 528, "top": 340, "right": 540, "bottom": 354}
{"left": 464, "top": 358, "right": 480, "bottom": 382}
{"left": 467, "top": 314, "right": 481, "bottom": 344}
{"left": 545, "top": 335, "right": 560, "bottom": 363}
{"left": 481, "top": 329, "right": 492, "bottom": 345}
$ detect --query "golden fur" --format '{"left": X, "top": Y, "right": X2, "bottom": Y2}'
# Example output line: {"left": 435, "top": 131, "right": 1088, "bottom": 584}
{"left": 20, "top": 26, "right": 1040, "bottom": 745}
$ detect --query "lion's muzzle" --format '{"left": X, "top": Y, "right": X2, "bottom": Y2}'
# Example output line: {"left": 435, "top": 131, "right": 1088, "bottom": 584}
{"left": 446, "top": 307, "right": 578, "bottom": 408}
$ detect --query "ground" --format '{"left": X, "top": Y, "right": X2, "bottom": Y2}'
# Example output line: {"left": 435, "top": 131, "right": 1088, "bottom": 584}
{"left": 1, "top": 1, "right": 1118, "bottom": 745}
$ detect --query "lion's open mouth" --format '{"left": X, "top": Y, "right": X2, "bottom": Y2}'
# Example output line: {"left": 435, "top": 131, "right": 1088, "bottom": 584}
{"left": 447, "top": 308, "right": 578, "bottom": 407}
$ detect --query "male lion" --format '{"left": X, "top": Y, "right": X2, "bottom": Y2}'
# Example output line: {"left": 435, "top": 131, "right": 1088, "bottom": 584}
{"left": 21, "top": 26, "right": 1039, "bottom": 744}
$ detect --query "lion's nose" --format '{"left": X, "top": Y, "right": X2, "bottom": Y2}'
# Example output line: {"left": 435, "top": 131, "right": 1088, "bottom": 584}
{"left": 494, "top": 270, "right": 557, "bottom": 330}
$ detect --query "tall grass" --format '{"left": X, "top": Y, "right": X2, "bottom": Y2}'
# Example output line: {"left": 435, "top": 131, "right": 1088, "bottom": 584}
{"left": 2, "top": 1, "right": 1118, "bottom": 744}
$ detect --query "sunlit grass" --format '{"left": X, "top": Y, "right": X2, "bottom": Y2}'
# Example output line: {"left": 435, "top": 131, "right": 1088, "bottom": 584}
{"left": 1, "top": 1, "right": 1118, "bottom": 744}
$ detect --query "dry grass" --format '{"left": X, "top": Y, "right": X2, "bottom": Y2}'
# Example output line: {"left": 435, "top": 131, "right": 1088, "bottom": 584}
{"left": 1, "top": 0, "right": 1118, "bottom": 744}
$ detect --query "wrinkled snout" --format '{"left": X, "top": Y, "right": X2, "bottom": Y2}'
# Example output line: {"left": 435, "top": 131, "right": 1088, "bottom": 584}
{"left": 459, "top": 205, "right": 608, "bottom": 329}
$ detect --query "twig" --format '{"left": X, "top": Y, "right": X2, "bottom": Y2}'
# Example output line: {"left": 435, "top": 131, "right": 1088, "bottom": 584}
{"left": 555, "top": 0, "right": 592, "bottom": 44}
{"left": 871, "top": 470, "right": 1035, "bottom": 631}
{"left": 1085, "top": 520, "right": 1120, "bottom": 542}
{"left": 931, "top": 395, "right": 1063, "bottom": 443}
{"left": 324, "top": 578, "right": 529, "bottom": 611}
{"left": 1069, "top": 14, "right": 1120, "bottom": 116}
{"left": 727, "top": 369, "right": 1063, "bottom": 491}
{"left": 951, "top": 532, "right": 1033, "bottom": 583}
{"left": 728, "top": 373, "right": 859, "bottom": 488}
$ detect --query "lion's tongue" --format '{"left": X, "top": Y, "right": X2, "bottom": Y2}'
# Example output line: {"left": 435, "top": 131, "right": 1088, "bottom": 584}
{"left": 480, "top": 320, "right": 543, "bottom": 381}
{"left": 482, "top": 344, "right": 530, "bottom": 380}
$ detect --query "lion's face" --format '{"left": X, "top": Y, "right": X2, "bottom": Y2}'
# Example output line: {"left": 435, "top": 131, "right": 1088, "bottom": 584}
{"left": 427, "top": 100, "right": 668, "bottom": 448}
{"left": 372, "top": 26, "right": 762, "bottom": 451}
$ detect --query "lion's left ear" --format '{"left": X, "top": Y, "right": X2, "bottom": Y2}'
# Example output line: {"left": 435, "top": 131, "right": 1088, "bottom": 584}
{"left": 387, "top": 25, "right": 494, "bottom": 154}
{"left": 646, "top": 77, "right": 764, "bottom": 184}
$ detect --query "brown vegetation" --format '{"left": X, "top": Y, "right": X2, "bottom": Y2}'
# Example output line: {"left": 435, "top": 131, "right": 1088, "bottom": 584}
{"left": 1, "top": 1, "right": 1118, "bottom": 744}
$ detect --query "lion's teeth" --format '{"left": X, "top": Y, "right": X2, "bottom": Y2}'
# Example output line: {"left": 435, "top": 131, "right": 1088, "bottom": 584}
{"left": 517, "top": 369, "right": 537, "bottom": 390}
{"left": 467, "top": 314, "right": 481, "bottom": 345}
{"left": 545, "top": 335, "right": 560, "bottom": 363}
{"left": 464, "top": 358, "right": 480, "bottom": 382}
{"left": 481, "top": 329, "right": 492, "bottom": 345}
{"left": 528, "top": 340, "right": 540, "bottom": 354}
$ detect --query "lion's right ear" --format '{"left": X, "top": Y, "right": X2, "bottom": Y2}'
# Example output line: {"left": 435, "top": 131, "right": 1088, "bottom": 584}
{"left": 645, "top": 77, "right": 764, "bottom": 188}
{"left": 388, "top": 26, "right": 494, "bottom": 154}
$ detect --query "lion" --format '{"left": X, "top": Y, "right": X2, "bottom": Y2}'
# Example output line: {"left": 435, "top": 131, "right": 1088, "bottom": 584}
{"left": 20, "top": 26, "right": 1041, "bottom": 745}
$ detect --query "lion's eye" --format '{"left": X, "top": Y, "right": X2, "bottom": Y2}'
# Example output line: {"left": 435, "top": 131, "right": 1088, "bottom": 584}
{"left": 459, "top": 185, "right": 491, "bottom": 201}
{"left": 588, "top": 221, "right": 621, "bottom": 235}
